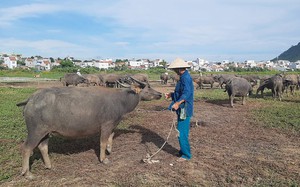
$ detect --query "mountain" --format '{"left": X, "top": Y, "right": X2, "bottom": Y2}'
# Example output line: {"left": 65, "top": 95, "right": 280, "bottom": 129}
{"left": 272, "top": 42, "right": 300, "bottom": 62}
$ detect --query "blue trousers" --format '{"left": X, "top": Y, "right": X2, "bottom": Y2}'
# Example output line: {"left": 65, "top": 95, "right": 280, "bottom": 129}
{"left": 177, "top": 116, "right": 191, "bottom": 160}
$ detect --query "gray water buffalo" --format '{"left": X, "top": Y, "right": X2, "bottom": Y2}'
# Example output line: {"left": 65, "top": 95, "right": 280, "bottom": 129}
{"left": 193, "top": 75, "right": 217, "bottom": 89}
{"left": 61, "top": 73, "right": 88, "bottom": 86}
{"left": 169, "top": 74, "right": 179, "bottom": 83}
{"left": 256, "top": 74, "right": 283, "bottom": 100}
{"left": 283, "top": 74, "right": 299, "bottom": 96}
{"left": 160, "top": 73, "right": 169, "bottom": 84}
{"left": 130, "top": 73, "right": 149, "bottom": 83}
{"left": 100, "top": 73, "right": 127, "bottom": 87}
{"left": 82, "top": 74, "right": 101, "bottom": 86}
{"left": 216, "top": 74, "right": 237, "bottom": 88}
{"left": 16, "top": 80, "right": 162, "bottom": 179}
{"left": 225, "top": 77, "right": 253, "bottom": 107}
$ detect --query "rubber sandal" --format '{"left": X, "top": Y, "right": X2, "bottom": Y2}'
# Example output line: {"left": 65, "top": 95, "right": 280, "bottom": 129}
{"left": 176, "top": 157, "right": 187, "bottom": 162}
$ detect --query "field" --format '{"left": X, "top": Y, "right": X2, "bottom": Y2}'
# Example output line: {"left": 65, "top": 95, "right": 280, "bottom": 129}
{"left": 0, "top": 79, "right": 300, "bottom": 186}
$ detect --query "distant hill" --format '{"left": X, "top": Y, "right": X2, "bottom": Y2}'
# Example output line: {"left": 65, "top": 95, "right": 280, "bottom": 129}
{"left": 272, "top": 42, "right": 300, "bottom": 62}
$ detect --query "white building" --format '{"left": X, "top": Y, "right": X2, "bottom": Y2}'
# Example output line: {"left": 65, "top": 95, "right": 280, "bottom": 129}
{"left": 289, "top": 60, "right": 300, "bottom": 70}
{"left": 94, "top": 59, "right": 115, "bottom": 69}
{"left": 4, "top": 56, "right": 17, "bottom": 69}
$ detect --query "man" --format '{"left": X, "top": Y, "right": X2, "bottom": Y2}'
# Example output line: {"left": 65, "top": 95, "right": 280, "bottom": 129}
{"left": 165, "top": 58, "right": 194, "bottom": 162}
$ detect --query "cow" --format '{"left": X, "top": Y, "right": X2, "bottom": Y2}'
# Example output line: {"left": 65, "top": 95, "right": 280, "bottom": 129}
{"left": 61, "top": 73, "right": 88, "bottom": 87}
{"left": 224, "top": 77, "right": 253, "bottom": 107}
{"left": 16, "top": 79, "right": 162, "bottom": 179}
{"left": 160, "top": 72, "right": 169, "bottom": 85}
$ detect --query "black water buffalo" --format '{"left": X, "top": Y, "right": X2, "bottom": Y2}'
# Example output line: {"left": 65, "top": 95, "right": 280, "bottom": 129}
{"left": 225, "top": 77, "right": 253, "bottom": 107}
{"left": 61, "top": 73, "right": 88, "bottom": 86}
{"left": 160, "top": 73, "right": 169, "bottom": 84}
{"left": 256, "top": 74, "right": 283, "bottom": 100}
{"left": 16, "top": 80, "right": 162, "bottom": 179}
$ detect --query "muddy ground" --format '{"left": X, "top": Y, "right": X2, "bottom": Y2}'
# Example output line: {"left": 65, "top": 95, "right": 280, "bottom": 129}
{"left": 2, "top": 80, "right": 300, "bottom": 186}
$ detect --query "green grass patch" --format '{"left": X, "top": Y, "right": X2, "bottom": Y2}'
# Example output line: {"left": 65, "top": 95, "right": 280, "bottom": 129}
{"left": 0, "top": 87, "right": 37, "bottom": 182}
{"left": 253, "top": 94, "right": 300, "bottom": 132}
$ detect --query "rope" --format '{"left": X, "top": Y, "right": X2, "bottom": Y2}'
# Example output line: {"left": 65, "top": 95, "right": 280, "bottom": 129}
{"left": 142, "top": 111, "right": 178, "bottom": 164}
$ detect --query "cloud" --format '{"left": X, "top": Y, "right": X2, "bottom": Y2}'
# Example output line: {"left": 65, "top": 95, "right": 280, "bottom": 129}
{"left": 1, "top": 0, "right": 300, "bottom": 61}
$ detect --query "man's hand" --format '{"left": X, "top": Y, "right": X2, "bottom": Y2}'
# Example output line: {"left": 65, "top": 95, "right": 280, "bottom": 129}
{"left": 164, "top": 92, "right": 171, "bottom": 99}
{"left": 172, "top": 102, "right": 180, "bottom": 110}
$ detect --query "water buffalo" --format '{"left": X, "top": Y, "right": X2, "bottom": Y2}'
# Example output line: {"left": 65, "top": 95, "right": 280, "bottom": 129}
{"left": 82, "top": 74, "right": 101, "bottom": 86}
{"left": 256, "top": 74, "right": 283, "bottom": 100}
{"left": 169, "top": 74, "right": 179, "bottom": 83}
{"left": 130, "top": 73, "right": 149, "bottom": 83}
{"left": 283, "top": 74, "right": 299, "bottom": 96}
{"left": 100, "top": 73, "right": 127, "bottom": 87}
{"left": 16, "top": 80, "right": 162, "bottom": 179}
{"left": 216, "top": 74, "right": 237, "bottom": 89}
{"left": 160, "top": 73, "right": 169, "bottom": 85}
{"left": 61, "top": 73, "right": 88, "bottom": 87}
{"left": 225, "top": 77, "right": 253, "bottom": 107}
{"left": 193, "top": 75, "right": 216, "bottom": 89}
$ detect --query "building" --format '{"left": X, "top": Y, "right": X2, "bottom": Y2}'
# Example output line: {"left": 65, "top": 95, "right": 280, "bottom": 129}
{"left": 3, "top": 56, "right": 17, "bottom": 69}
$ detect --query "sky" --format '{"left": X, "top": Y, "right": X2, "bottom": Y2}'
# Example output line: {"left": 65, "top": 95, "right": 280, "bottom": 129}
{"left": 0, "top": 0, "right": 299, "bottom": 62}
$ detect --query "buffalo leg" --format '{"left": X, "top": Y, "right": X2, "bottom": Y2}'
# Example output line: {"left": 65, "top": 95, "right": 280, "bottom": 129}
{"left": 106, "top": 132, "right": 115, "bottom": 154}
{"left": 99, "top": 130, "right": 112, "bottom": 164}
{"left": 242, "top": 96, "right": 245, "bottom": 105}
{"left": 21, "top": 131, "right": 48, "bottom": 179}
{"left": 230, "top": 95, "right": 234, "bottom": 107}
{"left": 37, "top": 134, "right": 51, "bottom": 169}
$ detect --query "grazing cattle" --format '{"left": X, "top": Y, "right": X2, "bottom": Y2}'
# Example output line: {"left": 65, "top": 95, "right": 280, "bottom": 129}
{"left": 256, "top": 74, "right": 283, "bottom": 100}
{"left": 224, "top": 77, "right": 253, "bottom": 107}
{"left": 61, "top": 73, "right": 88, "bottom": 87}
{"left": 16, "top": 80, "right": 162, "bottom": 179}
{"left": 160, "top": 73, "right": 169, "bottom": 85}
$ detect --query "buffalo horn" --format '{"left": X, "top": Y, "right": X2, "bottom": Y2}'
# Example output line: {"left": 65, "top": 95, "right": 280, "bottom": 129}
{"left": 116, "top": 80, "right": 131, "bottom": 88}
{"left": 129, "top": 76, "right": 147, "bottom": 88}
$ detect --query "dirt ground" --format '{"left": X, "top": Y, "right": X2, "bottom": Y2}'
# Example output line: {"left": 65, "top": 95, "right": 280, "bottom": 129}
{"left": 2, "top": 80, "right": 300, "bottom": 186}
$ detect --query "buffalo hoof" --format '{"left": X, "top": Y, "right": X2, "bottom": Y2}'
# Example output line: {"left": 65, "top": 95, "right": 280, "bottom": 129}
{"left": 102, "top": 158, "right": 110, "bottom": 165}
{"left": 22, "top": 172, "right": 35, "bottom": 180}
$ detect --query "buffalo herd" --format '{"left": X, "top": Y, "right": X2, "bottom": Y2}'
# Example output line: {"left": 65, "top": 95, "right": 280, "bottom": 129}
{"left": 17, "top": 71, "right": 299, "bottom": 178}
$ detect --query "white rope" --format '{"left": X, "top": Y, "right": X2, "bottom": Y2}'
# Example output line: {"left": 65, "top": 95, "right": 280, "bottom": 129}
{"left": 142, "top": 111, "right": 178, "bottom": 164}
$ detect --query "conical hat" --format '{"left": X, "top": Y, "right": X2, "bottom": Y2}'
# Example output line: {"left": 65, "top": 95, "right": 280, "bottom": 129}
{"left": 168, "top": 58, "right": 190, "bottom": 69}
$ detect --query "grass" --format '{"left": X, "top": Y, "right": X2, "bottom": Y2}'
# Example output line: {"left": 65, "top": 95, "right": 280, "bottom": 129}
{"left": 0, "top": 87, "right": 37, "bottom": 182}
{"left": 252, "top": 92, "right": 300, "bottom": 133}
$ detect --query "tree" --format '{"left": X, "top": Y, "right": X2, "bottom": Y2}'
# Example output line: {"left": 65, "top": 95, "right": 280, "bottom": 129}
{"left": 60, "top": 59, "right": 74, "bottom": 68}
{"left": 160, "top": 60, "right": 167, "bottom": 68}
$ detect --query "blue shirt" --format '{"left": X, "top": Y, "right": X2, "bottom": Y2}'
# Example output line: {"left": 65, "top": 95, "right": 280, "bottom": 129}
{"left": 170, "top": 70, "right": 194, "bottom": 117}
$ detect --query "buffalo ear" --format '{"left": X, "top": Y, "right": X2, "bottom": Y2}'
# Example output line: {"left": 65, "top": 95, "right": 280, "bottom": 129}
{"left": 131, "top": 84, "right": 142, "bottom": 94}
